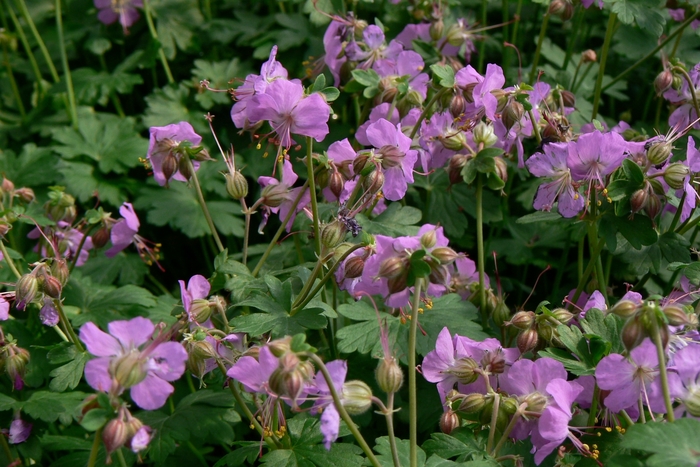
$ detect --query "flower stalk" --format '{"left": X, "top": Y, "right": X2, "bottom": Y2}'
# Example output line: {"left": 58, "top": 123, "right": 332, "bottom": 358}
{"left": 184, "top": 153, "right": 225, "bottom": 253}
{"left": 476, "top": 175, "right": 487, "bottom": 324}
{"left": 142, "top": 0, "right": 175, "bottom": 85}
{"left": 529, "top": 8, "right": 551, "bottom": 83}
{"left": 55, "top": 0, "right": 78, "bottom": 129}
{"left": 408, "top": 278, "right": 424, "bottom": 467}
{"left": 306, "top": 137, "right": 321, "bottom": 257}
{"left": 591, "top": 12, "right": 617, "bottom": 119}
{"left": 649, "top": 319, "right": 675, "bottom": 422}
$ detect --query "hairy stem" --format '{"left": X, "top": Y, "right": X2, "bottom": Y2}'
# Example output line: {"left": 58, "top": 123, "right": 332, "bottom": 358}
{"left": 0, "top": 240, "right": 22, "bottom": 278}
{"left": 529, "top": 8, "right": 550, "bottom": 83}
{"left": 408, "top": 279, "right": 424, "bottom": 467}
{"left": 650, "top": 319, "right": 675, "bottom": 422}
{"left": 305, "top": 354, "right": 382, "bottom": 467}
{"left": 673, "top": 66, "right": 700, "bottom": 123}
{"left": 186, "top": 154, "right": 225, "bottom": 253}
{"left": 54, "top": 299, "right": 84, "bottom": 352}
{"left": 55, "top": 0, "right": 78, "bottom": 128}
{"left": 476, "top": 175, "right": 487, "bottom": 324}
{"left": 385, "top": 392, "right": 401, "bottom": 467}
{"left": 142, "top": 0, "right": 175, "bottom": 84}
{"left": 306, "top": 137, "right": 321, "bottom": 257}
{"left": 87, "top": 427, "right": 103, "bottom": 467}
{"left": 486, "top": 393, "right": 500, "bottom": 453}
{"left": 15, "top": 0, "right": 59, "bottom": 81}
{"left": 591, "top": 12, "right": 617, "bottom": 119}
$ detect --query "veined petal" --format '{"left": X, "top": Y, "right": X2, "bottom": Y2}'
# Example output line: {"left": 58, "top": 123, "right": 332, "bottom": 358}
{"left": 80, "top": 322, "right": 122, "bottom": 357}
{"left": 108, "top": 317, "right": 155, "bottom": 349}
{"left": 131, "top": 373, "right": 174, "bottom": 410}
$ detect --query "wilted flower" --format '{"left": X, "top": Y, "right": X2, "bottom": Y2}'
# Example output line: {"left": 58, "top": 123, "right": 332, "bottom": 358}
{"left": 80, "top": 316, "right": 188, "bottom": 410}
{"left": 39, "top": 298, "right": 59, "bottom": 326}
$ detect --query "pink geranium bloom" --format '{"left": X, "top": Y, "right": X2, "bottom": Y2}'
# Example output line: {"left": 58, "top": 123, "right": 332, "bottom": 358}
{"left": 179, "top": 274, "right": 211, "bottom": 322}
{"left": 94, "top": 0, "right": 143, "bottom": 34}
{"left": 80, "top": 316, "right": 188, "bottom": 410}
{"left": 147, "top": 122, "right": 203, "bottom": 187}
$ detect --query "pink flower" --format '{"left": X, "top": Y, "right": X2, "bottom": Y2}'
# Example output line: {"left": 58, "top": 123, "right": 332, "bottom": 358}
{"left": 80, "top": 317, "right": 188, "bottom": 410}
{"left": 147, "top": 122, "right": 203, "bottom": 187}
{"left": 178, "top": 274, "right": 211, "bottom": 322}
{"left": 94, "top": 0, "right": 143, "bottom": 34}
{"left": 105, "top": 203, "right": 162, "bottom": 268}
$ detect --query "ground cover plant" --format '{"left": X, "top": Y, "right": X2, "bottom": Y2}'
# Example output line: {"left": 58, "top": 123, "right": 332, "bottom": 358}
{"left": 1, "top": 0, "right": 700, "bottom": 466}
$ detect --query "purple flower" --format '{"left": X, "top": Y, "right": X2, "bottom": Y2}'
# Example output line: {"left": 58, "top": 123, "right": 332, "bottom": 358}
{"left": 79, "top": 317, "right": 188, "bottom": 410}
{"left": 581, "top": 0, "right": 603, "bottom": 9}
{"left": 323, "top": 21, "right": 348, "bottom": 87}
{"left": 7, "top": 418, "right": 32, "bottom": 444}
{"left": 105, "top": 203, "right": 162, "bottom": 267}
{"left": 667, "top": 344, "right": 700, "bottom": 417}
{"left": 227, "top": 345, "right": 279, "bottom": 394}
{"left": 258, "top": 160, "right": 311, "bottom": 232}
{"left": 526, "top": 142, "right": 584, "bottom": 217}
{"left": 247, "top": 79, "right": 331, "bottom": 148}
{"left": 364, "top": 118, "right": 418, "bottom": 201}
{"left": 596, "top": 338, "right": 666, "bottom": 413}
{"left": 455, "top": 65, "right": 505, "bottom": 120}
{"left": 664, "top": 65, "right": 700, "bottom": 130}
{"left": 28, "top": 222, "right": 94, "bottom": 267}
{"left": 231, "top": 46, "right": 289, "bottom": 129}
{"left": 356, "top": 103, "right": 401, "bottom": 147}
{"left": 130, "top": 426, "right": 152, "bottom": 453}
{"left": 147, "top": 122, "right": 203, "bottom": 187}
{"left": 179, "top": 274, "right": 211, "bottom": 322}
{"left": 568, "top": 131, "right": 627, "bottom": 186}
{"left": 0, "top": 295, "right": 9, "bottom": 321}
{"left": 323, "top": 139, "right": 358, "bottom": 203}
{"left": 94, "top": 0, "right": 142, "bottom": 34}
{"left": 310, "top": 360, "right": 347, "bottom": 449}
{"left": 39, "top": 298, "right": 59, "bottom": 326}
{"left": 449, "top": 257, "right": 488, "bottom": 300}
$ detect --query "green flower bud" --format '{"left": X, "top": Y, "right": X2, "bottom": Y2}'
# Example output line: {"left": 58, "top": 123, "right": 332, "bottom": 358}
{"left": 363, "top": 169, "right": 385, "bottom": 195}
{"left": 43, "top": 275, "right": 62, "bottom": 299}
{"left": 261, "top": 183, "right": 289, "bottom": 208}
{"left": 439, "top": 409, "right": 460, "bottom": 434}
{"left": 342, "top": 380, "right": 373, "bottom": 415}
{"left": 508, "top": 311, "right": 535, "bottom": 330}
{"left": 520, "top": 392, "right": 548, "bottom": 415}
{"left": 449, "top": 357, "right": 479, "bottom": 385}
{"left": 421, "top": 230, "right": 437, "bottom": 249}
{"left": 684, "top": 388, "right": 700, "bottom": 417}
{"left": 551, "top": 308, "right": 574, "bottom": 324}
{"left": 440, "top": 131, "right": 467, "bottom": 151}
{"left": 15, "top": 274, "right": 38, "bottom": 310}
{"left": 51, "top": 259, "right": 70, "bottom": 286}
{"left": 517, "top": 327, "right": 539, "bottom": 354}
{"left": 502, "top": 100, "right": 524, "bottom": 131}
{"left": 431, "top": 247, "right": 460, "bottom": 265}
{"left": 111, "top": 351, "right": 147, "bottom": 388}
{"left": 662, "top": 305, "right": 691, "bottom": 326}
{"left": 378, "top": 257, "right": 406, "bottom": 279}
{"left": 375, "top": 357, "right": 404, "bottom": 394}
{"left": 189, "top": 298, "right": 213, "bottom": 323}
{"left": 102, "top": 417, "right": 129, "bottom": 454}
{"left": 455, "top": 393, "right": 486, "bottom": 414}
{"left": 647, "top": 141, "right": 673, "bottom": 166}
{"left": 321, "top": 221, "right": 348, "bottom": 249}
{"left": 429, "top": 18, "right": 444, "bottom": 42}
{"left": 664, "top": 163, "right": 690, "bottom": 190}
{"left": 473, "top": 122, "right": 498, "bottom": 147}
{"left": 225, "top": 171, "right": 249, "bottom": 200}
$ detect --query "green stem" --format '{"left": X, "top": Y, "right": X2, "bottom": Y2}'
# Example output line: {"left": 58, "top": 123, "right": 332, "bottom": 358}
{"left": 186, "top": 440, "right": 209, "bottom": 467}
{"left": 673, "top": 66, "right": 700, "bottom": 123}
{"left": 4, "top": 0, "right": 44, "bottom": 94}
{"left": 563, "top": 8, "right": 585, "bottom": 71}
{"left": 527, "top": 109, "right": 541, "bottom": 145}
{"left": 55, "top": 0, "right": 77, "bottom": 128}
{"left": 291, "top": 259, "right": 324, "bottom": 312}
{"left": 650, "top": 319, "right": 675, "bottom": 421}
{"left": 385, "top": 392, "right": 401, "bottom": 467}
{"left": 569, "top": 236, "right": 606, "bottom": 310}
{"left": 678, "top": 209, "right": 700, "bottom": 235}
{"left": 486, "top": 393, "right": 500, "bottom": 453}
{"left": 408, "top": 279, "right": 424, "bottom": 467}
{"left": 509, "top": 0, "right": 523, "bottom": 48}
{"left": 252, "top": 178, "right": 312, "bottom": 277}
{"left": 669, "top": 192, "right": 686, "bottom": 233}
{"left": 142, "top": 0, "right": 175, "bottom": 85}
{"left": 478, "top": 0, "right": 488, "bottom": 73}
{"left": 529, "top": 9, "right": 550, "bottom": 83}
{"left": 491, "top": 404, "right": 526, "bottom": 456}
{"left": 591, "top": 12, "right": 617, "bottom": 119}
{"left": 15, "top": 0, "right": 59, "bottom": 81}
{"left": 186, "top": 154, "right": 224, "bottom": 253}
{"left": 306, "top": 354, "right": 382, "bottom": 467}
{"left": 54, "top": 299, "right": 85, "bottom": 352}
{"left": 587, "top": 384, "right": 600, "bottom": 428}
{"left": 409, "top": 88, "right": 449, "bottom": 140}
{"left": 476, "top": 175, "right": 487, "bottom": 324}
{"left": 570, "top": 58, "right": 583, "bottom": 91}
{"left": 573, "top": 62, "right": 594, "bottom": 94}
{"left": 2, "top": 44, "right": 26, "bottom": 117}
{"left": 69, "top": 224, "right": 96, "bottom": 272}
{"left": 221, "top": 362, "right": 281, "bottom": 449}
{"left": 0, "top": 240, "right": 22, "bottom": 278}
{"left": 306, "top": 137, "right": 321, "bottom": 257}
{"left": 501, "top": 0, "right": 510, "bottom": 78}
{"left": 115, "top": 449, "right": 128, "bottom": 467}
{"left": 290, "top": 243, "right": 366, "bottom": 314}
{"left": 602, "top": 10, "right": 700, "bottom": 93}
{"left": 588, "top": 223, "right": 608, "bottom": 304}
{"left": 241, "top": 198, "right": 252, "bottom": 266}
{"left": 87, "top": 427, "right": 102, "bottom": 467}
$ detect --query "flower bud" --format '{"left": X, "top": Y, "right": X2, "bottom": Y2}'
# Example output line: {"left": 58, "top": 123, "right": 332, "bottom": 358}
{"left": 192, "top": 147, "right": 213, "bottom": 162}
{"left": 342, "top": 380, "right": 373, "bottom": 415}
{"left": 225, "top": 171, "right": 249, "bottom": 200}
{"left": 189, "top": 298, "right": 213, "bottom": 323}
{"left": 344, "top": 256, "right": 365, "bottom": 279}
{"left": 103, "top": 418, "right": 129, "bottom": 454}
{"left": 551, "top": 308, "right": 574, "bottom": 324}
{"left": 549, "top": 0, "right": 573, "bottom": 21}
{"left": 1, "top": 177, "right": 14, "bottom": 194}
{"left": 269, "top": 367, "right": 306, "bottom": 404}
{"left": 43, "top": 275, "right": 62, "bottom": 298}
{"left": 621, "top": 315, "right": 645, "bottom": 351}
{"left": 662, "top": 305, "right": 691, "bottom": 326}
{"left": 421, "top": 229, "right": 437, "bottom": 249}
{"left": 494, "top": 157, "right": 508, "bottom": 183}
{"left": 261, "top": 183, "right": 289, "bottom": 208}
{"left": 353, "top": 153, "right": 371, "bottom": 175}
{"left": 111, "top": 351, "right": 147, "bottom": 388}
{"left": 654, "top": 70, "right": 674, "bottom": 95}
{"left": 439, "top": 409, "right": 460, "bottom": 434}
{"left": 581, "top": 49, "right": 597, "bottom": 63}
{"left": 517, "top": 327, "right": 539, "bottom": 354}
{"left": 472, "top": 122, "right": 498, "bottom": 147}
{"left": 376, "top": 357, "right": 404, "bottom": 393}
{"left": 429, "top": 18, "right": 444, "bottom": 42}
{"left": 448, "top": 154, "right": 468, "bottom": 185}
{"left": 492, "top": 300, "right": 511, "bottom": 327}
{"left": 449, "top": 357, "right": 479, "bottom": 384}
{"left": 363, "top": 169, "right": 384, "bottom": 195}
{"left": 15, "top": 274, "right": 38, "bottom": 310}
{"left": 321, "top": 221, "right": 347, "bottom": 249}
{"left": 492, "top": 89, "right": 509, "bottom": 113}
{"left": 560, "top": 90, "right": 576, "bottom": 108}
{"left": 378, "top": 256, "right": 406, "bottom": 279}
{"left": 178, "top": 156, "right": 193, "bottom": 181}
{"left": 521, "top": 392, "right": 548, "bottom": 415}
{"left": 161, "top": 152, "right": 178, "bottom": 183}
{"left": 329, "top": 171, "right": 345, "bottom": 199}
{"left": 455, "top": 393, "right": 486, "bottom": 414}
{"left": 92, "top": 226, "right": 111, "bottom": 249}
{"left": 508, "top": 311, "right": 535, "bottom": 330}
{"left": 647, "top": 141, "right": 673, "bottom": 166}
{"left": 672, "top": 74, "right": 682, "bottom": 91}
{"left": 0, "top": 221, "right": 10, "bottom": 237}
{"left": 500, "top": 396, "right": 519, "bottom": 415}
{"left": 440, "top": 131, "right": 467, "bottom": 151}
{"left": 431, "top": 247, "right": 459, "bottom": 265}
{"left": 684, "top": 390, "right": 700, "bottom": 417}
{"left": 267, "top": 338, "right": 292, "bottom": 357}
{"left": 630, "top": 188, "right": 649, "bottom": 213}
{"left": 51, "top": 259, "right": 70, "bottom": 286}
{"left": 4, "top": 345, "right": 30, "bottom": 390}
{"left": 14, "top": 187, "right": 35, "bottom": 203}
{"left": 462, "top": 83, "right": 477, "bottom": 103}
{"left": 387, "top": 274, "right": 408, "bottom": 294}
{"left": 502, "top": 100, "right": 524, "bottom": 130}
{"left": 664, "top": 163, "right": 689, "bottom": 190}
{"left": 645, "top": 194, "right": 662, "bottom": 220}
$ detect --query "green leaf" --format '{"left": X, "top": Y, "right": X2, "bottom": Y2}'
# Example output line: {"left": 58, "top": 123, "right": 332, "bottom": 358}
{"left": 357, "top": 203, "right": 422, "bottom": 236}
{"left": 351, "top": 69, "right": 380, "bottom": 87}
{"left": 516, "top": 211, "right": 563, "bottom": 223}
{"left": 213, "top": 443, "right": 261, "bottom": 467}
{"left": 0, "top": 144, "right": 59, "bottom": 187}
{"left": 41, "top": 435, "right": 93, "bottom": 451}
{"left": 79, "top": 408, "right": 110, "bottom": 431}
{"left": 152, "top": 0, "right": 204, "bottom": 59}
{"left": 142, "top": 84, "right": 206, "bottom": 134}
{"left": 600, "top": 213, "right": 657, "bottom": 250}
{"left": 430, "top": 64, "right": 455, "bottom": 88}
{"left": 49, "top": 351, "right": 88, "bottom": 392}
{"left": 538, "top": 347, "right": 593, "bottom": 375}
{"left": 621, "top": 159, "right": 645, "bottom": 186}
{"left": 612, "top": 0, "right": 666, "bottom": 38}
{"left": 580, "top": 308, "right": 624, "bottom": 354}
{"left": 375, "top": 437, "right": 426, "bottom": 467}
{"left": 22, "top": 391, "right": 86, "bottom": 424}
{"left": 192, "top": 58, "right": 249, "bottom": 109}
{"left": 52, "top": 111, "right": 148, "bottom": 175}
{"left": 621, "top": 419, "right": 700, "bottom": 467}
{"left": 56, "top": 160, "right": 123, "bottom": 206}
{"left": 135, "top": 183, "right": 244, "bottom": 238}
{"left": 79, "top": 252, "right": 149, "bottom": 286}
{"left": 71, "top": 68, "right": 143, "bottom": 106}
{"left": 422, "top": 428, "right": 487, "bottom": 462}
{"left": 336, "top": 300, "right": 400, "bottom": 356}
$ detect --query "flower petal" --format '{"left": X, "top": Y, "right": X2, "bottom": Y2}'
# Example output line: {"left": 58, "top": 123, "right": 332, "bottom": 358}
{"left": 131, "top": 373, "right": 174, "bottom": 410}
